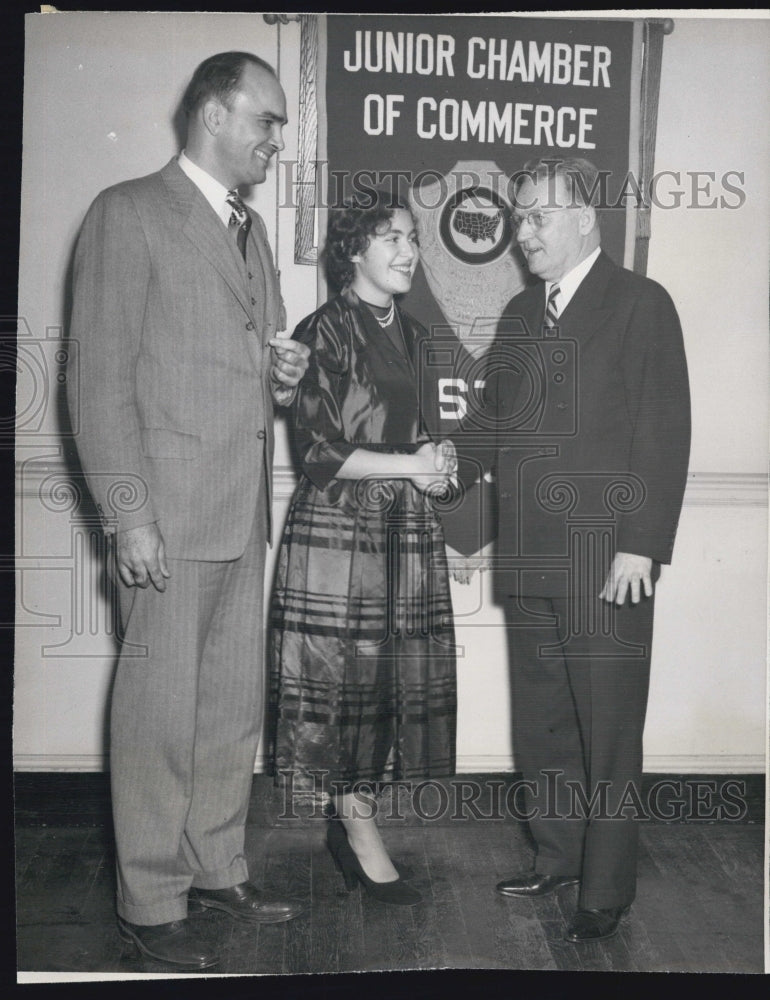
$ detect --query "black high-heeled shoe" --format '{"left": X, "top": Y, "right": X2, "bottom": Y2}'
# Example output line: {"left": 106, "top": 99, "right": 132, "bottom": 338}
{"left": 327, "top": 817, "right": 414, "bottom": 879}
{"left": 326, "top": 819, "right": 421, "bottom": 906}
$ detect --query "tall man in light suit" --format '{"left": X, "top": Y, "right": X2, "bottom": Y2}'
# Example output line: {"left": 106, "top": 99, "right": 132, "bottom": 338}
{"left": 69, "top": 52, "right": 310, "bottom": 970}
{"left": 450, "top": 158, "right": 690, "bottom": 943}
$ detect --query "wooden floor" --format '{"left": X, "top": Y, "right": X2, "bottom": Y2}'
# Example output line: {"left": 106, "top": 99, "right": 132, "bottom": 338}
{"left": 14, "top": 775, "right": 767, "bottom": 976}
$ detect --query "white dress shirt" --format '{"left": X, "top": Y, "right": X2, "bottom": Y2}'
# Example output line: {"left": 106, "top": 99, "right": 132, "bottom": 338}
{"left": 178, "top": 151, "right": 232, "bottom": 227}
{"left": 545, "top": 245, "right": 601, "bottom": 316}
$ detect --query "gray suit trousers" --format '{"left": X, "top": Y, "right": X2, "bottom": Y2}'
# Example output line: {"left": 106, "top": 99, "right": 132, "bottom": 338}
{"left": 110, "top": 476, "right": 268, "bottom": 925}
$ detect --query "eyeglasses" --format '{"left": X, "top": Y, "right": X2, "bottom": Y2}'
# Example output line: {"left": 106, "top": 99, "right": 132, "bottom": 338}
{"left": 511, "top": 207, "right": 577, "bottom": 233}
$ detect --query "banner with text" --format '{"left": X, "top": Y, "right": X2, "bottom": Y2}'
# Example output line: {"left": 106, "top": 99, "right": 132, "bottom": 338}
{"left": 322, "top": 14, "right": 638, "bottom": 346}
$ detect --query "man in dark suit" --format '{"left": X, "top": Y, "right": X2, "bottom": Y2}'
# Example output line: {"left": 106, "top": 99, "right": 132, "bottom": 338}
{"left": 69, "top": 52, "right": 310, "bottom": 969}
{"left": 451, "top": 157, "right": 690, "bottom": 942}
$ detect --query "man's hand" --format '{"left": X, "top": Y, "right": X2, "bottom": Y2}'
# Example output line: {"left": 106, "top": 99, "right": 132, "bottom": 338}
{"left": 599, "top": 552, "right": 653, "bottom": 605}
{"left": 115, "top": 523, "right": 170, "bottom": 592}
{"left": 445, "top": 544, "right": 477, "bottom": 585}
{"left": 411, "top": 441, "right": 452, "bottom": 494}
{"left": 434, "top": 439, "right": 458, "bottom": 480}
{"left": 269, "top": 335, "right": 310, "bottom": 405}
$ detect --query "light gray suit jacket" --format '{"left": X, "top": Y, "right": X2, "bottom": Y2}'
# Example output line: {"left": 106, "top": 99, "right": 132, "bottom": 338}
{"left": 69, "top": 157, "right": 282, "bottom": 560}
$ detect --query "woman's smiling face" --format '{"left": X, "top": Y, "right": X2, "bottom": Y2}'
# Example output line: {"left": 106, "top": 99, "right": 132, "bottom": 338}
{"left": 350, "top": 208, "right": 420, "bottom": 305}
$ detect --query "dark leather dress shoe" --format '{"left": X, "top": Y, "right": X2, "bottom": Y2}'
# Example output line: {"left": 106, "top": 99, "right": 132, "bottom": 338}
{"left": 565, "top": 905, "right": 630, "bottom": 942}
{"left": 188, "top": 881, "right": 305, "bottom": 924}
{"left": 117, "top": 917, "right": 219, "bottom": 969}
{"left": 496, "top": 871, "right": 580, "bottom": 898}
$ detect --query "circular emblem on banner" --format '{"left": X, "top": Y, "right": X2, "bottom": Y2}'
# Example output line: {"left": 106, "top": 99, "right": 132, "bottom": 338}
{"left": 439, "top": 186, "right": 512, "bottom": 265}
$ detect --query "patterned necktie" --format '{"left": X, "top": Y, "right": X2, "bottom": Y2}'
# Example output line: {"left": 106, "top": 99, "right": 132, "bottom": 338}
{"left": 544, "top": 283, "right": 561, "bottom": 332}
{"left": 226, "top": 190, "right": 251, "bottom": 260}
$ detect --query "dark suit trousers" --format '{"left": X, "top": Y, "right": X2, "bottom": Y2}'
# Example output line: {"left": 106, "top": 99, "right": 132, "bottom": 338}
{"left": 505, "top": 592, "right": 655, "bottom": 910}
{"left": 110, "top": 477, "right": 268, "bottom": 925}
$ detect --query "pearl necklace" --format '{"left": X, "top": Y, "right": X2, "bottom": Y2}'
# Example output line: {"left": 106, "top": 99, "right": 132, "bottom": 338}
{"left": 374, "top": 300, "right": 395, "bottom": 328}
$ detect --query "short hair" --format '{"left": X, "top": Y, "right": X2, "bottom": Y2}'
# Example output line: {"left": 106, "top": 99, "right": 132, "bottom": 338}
{"left": 181, "top": 51, "right": 276, "bottom": 116}
{"left": 513, "top": 157, "right": 603, "bottom": 208}
{"left": 323, "top": 191, "right": 414, "bottom": 292}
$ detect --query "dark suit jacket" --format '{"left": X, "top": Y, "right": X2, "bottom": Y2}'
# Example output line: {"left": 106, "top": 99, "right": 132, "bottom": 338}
{"left": 69, "top": 158, "right": 283, "bottom": 559}
{"left": 450, "top": 250, "right": 691, "bottom": 598}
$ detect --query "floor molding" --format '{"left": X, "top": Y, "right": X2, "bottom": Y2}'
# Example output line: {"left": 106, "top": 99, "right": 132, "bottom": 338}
{"left": 13, "top": 752, "right": 767, "bottom": 774}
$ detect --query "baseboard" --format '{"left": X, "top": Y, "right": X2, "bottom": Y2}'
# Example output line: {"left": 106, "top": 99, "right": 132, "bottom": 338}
{"left": 13, "top": 752, "right": 768, "bottom": 774}
{"left": 639, "top": 755, "right": 767, "bottom": 775}
{"left": 13, "top": 755, "right": 107, "bottom": 772}
{"left": 454, "top": 754, "right": 767, "bottom": 775}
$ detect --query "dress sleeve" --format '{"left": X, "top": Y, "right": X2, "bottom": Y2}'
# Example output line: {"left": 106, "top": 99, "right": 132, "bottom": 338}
{"left": 292, "top": 309, "right": 357, "bottom": 490}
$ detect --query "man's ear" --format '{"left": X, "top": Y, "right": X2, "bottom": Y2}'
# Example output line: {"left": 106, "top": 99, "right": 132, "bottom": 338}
{"left": 201, "top": 99, "right": 224, "bottom": 136}
{"left": 578, "top": 203, "right": 597, "bottom": 235}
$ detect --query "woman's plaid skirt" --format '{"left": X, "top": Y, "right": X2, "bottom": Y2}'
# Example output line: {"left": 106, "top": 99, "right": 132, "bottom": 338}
{"left": 267, "top": 475, "right": 457, "bottom": 797}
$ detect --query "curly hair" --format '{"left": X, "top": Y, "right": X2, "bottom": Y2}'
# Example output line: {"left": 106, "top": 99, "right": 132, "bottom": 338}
{"left": 323, "top": 191, "right": 414, "bottom": 292}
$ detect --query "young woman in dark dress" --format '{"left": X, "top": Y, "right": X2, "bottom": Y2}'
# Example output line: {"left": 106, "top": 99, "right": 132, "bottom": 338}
{"left": 268, "top": 192, "right": 458, "bottom": 905}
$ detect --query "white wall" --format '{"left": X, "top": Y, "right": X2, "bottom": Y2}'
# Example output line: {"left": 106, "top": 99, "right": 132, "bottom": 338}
{"left": 14, "top": 13, "right": 768, "bottom": 773}
{"left": 642, "top": 17, "right": 769, "bottom": 768}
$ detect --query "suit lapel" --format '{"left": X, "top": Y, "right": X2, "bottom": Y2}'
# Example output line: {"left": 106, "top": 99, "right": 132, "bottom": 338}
{"left": 161, "top": 159, "right": 266, "bottom": 373}
{"left": 524, "top": 284, "right": 547, "bottom": 340}
{"left": 499, "top": 282, "right": 544, "bottom": 341}
{"left": 161, "top": 159, "right": 255, "bottom": 322}
{"left": 556, "top": 250, "right": 615, "bottom": 346}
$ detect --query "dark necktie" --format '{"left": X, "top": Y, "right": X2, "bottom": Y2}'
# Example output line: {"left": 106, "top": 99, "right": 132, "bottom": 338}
{"left": 226, "top": 190, "right": 251, "bottom": 260}
{"left": 544, "top": 283, "right": 561, "bottom": 332}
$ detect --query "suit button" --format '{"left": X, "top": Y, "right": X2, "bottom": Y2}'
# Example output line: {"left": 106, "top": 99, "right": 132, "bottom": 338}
{"left": 245, "top": 321, "right": 255, "bottom": 331}
{"left": 257, "top": 429, "right": 266, "bottom": 440}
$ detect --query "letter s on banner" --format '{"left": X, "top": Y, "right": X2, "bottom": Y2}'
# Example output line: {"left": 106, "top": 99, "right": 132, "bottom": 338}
{"left": 439, "top": 378, "right": 468, "bottom": 419}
